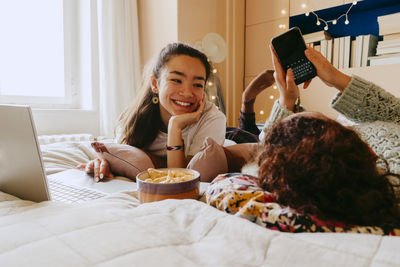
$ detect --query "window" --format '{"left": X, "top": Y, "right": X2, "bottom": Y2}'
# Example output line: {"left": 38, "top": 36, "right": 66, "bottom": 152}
{"left": 0, "top": 0, "right": 89, "bottom": 109}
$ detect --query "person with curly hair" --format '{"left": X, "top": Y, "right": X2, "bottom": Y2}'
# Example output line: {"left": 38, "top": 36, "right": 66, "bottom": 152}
{"left": 206, "top": 44, "right": 400, "bottom": 233}
{"left": 258, "top": 111, "right": 400, "bottom": 226}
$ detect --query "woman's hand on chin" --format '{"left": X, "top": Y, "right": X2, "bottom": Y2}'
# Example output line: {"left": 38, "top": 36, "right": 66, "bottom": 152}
{"left": 169, "top": 94, "right": 206, "bottom": 131}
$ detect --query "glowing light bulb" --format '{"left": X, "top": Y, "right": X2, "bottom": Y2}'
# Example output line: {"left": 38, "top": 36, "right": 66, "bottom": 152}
{"left": 345, "top": 19, "right": 349, "bottom": 25}
{"left": 260, "top": 110, "right": 265, "bottom": 115}
{"left": 273, "top": 85, "right": 277, "bottom": 89}
{"left": 212, "top": 68, "right": 217, "bottom": 73}
{"left": 333, "top": 19, "right": 337, "bottom": 25}
{"left": 211, "top": 95, "right": 216, "bottom": 100}
{"left": 269, "top": 95, "right": 274, "bottom": 99}
{"left": 305, "top": 12, "right": 310, "bottom": 16}
{"left": 353, "top": 1, "right": 357, "bottom": 5}
{"left": 324, "top": 25, "right": 328, "bottom": 30}
{"left": 208, "top": 81, "right": 213, "bottom": 86}
{"left": 301, "top": 3, "right": 307, "bottom": 9}
{"left": 316, "top": 20, "right": 321, "bottom": 26}
{"left": 281, "top": 9, "right": 286, "bottom": 15}
{"left": 279, "top": 24, "right": 286, "bottom": 29}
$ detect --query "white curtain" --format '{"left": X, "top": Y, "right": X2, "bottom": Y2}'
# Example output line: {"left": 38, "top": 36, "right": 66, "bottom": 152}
{"left": 95, "top": 0, "right": 141, "bottom": 138}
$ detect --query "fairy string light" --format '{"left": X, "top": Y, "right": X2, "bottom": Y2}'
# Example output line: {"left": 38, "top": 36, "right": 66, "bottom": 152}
{"left": 304, "top": 1, "right": 358, "bottom": 31}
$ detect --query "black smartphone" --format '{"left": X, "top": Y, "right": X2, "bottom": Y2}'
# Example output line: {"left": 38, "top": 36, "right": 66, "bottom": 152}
{"left": 271, "top": 27, "right": 316, "bottom": 85}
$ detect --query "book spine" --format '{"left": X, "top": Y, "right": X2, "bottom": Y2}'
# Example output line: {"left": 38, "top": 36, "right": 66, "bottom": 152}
{"left": 377, "top": 46, "right": 400, "bottom": 55}
{"left": 339, "top": 37, "right": 345, "bottom": 69}
{"left": 369, "top": 55, "right": 400, "bottom": 66}
{"left": 354, "top": 35, "right": 363, "bottom": 68}
{"left": 343, "top": 36, "right": 351, "bottom": 68}
{"left": 350, "top": 39, "right": 356, "bottom": 68}
{"left": 333, "top": 38, "right": 340, "bottom": 68}
{"left": 362, "top": 35, "right": 378, "bottom": 67}
{"left": 321, "top": 40, "right": 328, "bottom": 58}
{"left": 378, "top": 42, "right": 400, "bottom": 48}
{"left": 327, "top": 39, "right": 333, "bottom": 63}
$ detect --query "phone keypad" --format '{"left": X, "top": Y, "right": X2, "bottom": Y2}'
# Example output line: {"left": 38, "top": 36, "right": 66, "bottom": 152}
{"left": 286, "top": 58, "right": 315, "bottom": 84}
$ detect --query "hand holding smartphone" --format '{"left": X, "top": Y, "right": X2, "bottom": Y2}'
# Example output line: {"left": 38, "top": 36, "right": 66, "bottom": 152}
{"left": 271, "top": 27, "right": 316, "bottom": 85}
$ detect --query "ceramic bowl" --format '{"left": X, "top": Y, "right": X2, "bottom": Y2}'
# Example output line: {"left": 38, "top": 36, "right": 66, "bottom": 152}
{"left": 136, "top": 168, "right": 200, "bottom": 203}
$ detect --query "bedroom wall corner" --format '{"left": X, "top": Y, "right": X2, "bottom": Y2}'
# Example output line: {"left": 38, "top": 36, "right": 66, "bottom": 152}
{"left": 137, "top": 0, "right": 245, "bottom": 127}
{"left": 245, "top": 0, "right": 290, "bottom": 124}
{"left": 176, "top": 0, "right": 245, "bottom": 127}
{"left": 137, "top": 0, "right": 178, "bottom": 69}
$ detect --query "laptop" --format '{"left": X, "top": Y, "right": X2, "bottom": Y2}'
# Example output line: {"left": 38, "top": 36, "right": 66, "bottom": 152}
{"left": 0, "top": 104, "right": 136, "bottom": 203}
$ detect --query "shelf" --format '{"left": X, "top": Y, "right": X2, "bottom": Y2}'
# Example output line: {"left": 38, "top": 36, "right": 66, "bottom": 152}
{"left": 299, "top": 63, "right": 400, "bottom": 120}
{"left": 289, "top": 0, "right": 400, "bottom": 38}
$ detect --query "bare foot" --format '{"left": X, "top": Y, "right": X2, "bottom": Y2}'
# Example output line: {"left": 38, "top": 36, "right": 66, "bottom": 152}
{"left": 243, "top": 70, "right": 275, "bottom": 104}
{"left": 241, "top": 70, "right": 274, "bottom": 113}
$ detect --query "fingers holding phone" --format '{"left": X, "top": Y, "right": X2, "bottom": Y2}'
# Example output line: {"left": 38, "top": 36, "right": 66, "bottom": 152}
{"left": 271, "top": 27, "right": 316, "bottom": 85}
{"left": 304, "top": 48, "right": 351, "bottom": 91}
{"left": 270, "top": 44, "right": 299, "bottom": 111}
{"left": 270, "top": 44, "right": 286, "bottom": 88}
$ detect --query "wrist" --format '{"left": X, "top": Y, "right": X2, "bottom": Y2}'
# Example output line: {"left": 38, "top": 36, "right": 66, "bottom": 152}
{"left": 333, "top": 71, "right": 351, "bottom": 92}
{"left": 241, "top": 100, "right": 255, "bottom": 113}
{"left": 168, "top": 117, "right": 183, "bottom": 133}
{"left": 166, "top": 143, "right": 184, "bottom": 151}
{"left": 279, "top": 96, "right": 296, "bottom": 111}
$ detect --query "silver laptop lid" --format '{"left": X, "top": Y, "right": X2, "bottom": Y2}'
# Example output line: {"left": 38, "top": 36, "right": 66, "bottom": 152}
{"left": 0, "top": 104, "right": 50, "bottom": 202}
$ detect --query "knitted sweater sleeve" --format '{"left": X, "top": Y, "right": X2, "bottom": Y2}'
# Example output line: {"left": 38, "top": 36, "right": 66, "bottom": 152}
{"left": 259, "top": 100, "right": 296, "bottom": 141}
{"left": 331, "top": 75, "right": 400, "bottom": 124}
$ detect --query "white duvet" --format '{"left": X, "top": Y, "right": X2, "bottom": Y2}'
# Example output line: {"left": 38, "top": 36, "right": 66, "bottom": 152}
{"left": 1, "top": 140, "right": 400, "bottom": 266}
{"left": 40, "top": 141, "right": 97, "bottom": 175}
{"left": 1, "top": 191, "right": 400, "bottom": 267}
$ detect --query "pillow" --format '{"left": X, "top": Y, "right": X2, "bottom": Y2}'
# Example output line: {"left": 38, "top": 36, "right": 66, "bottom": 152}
{"left": 91, "top": 142, "right": 155, "bottom": 180}
{"left": 187, "top": 137, "right": 258, "bottom": 182}
{"left": 187, "top": 137, "right": 228, "bottom": 182}
{"left": 206, "top": 173, "right": 400, "bottom": 236}
{"left": 223, "top": 143, "right": 259, "bottom": 172}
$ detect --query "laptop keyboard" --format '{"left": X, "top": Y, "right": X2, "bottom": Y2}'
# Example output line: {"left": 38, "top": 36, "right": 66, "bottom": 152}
{"left": 48, "top": 178, "right": 107, "bottom": 203}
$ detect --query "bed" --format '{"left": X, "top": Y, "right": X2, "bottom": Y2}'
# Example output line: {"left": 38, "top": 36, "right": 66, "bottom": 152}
{"left": 1, "top": 136, "right": 400, "bottom": 266}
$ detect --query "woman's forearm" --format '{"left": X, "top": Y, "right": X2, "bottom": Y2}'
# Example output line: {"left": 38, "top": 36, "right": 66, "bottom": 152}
{"left": 332, "top": 71, "right": 352, "bottom": 92}
{"left": 167, "top": 121, "right": 186, "bottom": 168}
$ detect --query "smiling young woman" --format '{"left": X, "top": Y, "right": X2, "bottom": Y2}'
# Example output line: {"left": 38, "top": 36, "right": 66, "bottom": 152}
{"left": 79, "top": 43, "right": 226, "bottom": 181}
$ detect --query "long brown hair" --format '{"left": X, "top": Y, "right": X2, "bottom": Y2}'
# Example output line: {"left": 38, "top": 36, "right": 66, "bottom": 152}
{"left": 116, "top": 42, "right": 211, "bottom": 149}
{"left": 258, "top": 113, "right": 400, "bottom": 226}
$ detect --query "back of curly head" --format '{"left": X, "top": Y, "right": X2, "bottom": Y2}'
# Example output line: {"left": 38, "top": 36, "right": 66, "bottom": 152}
{"left": 258, "top": 113, "right": 400, "bottom": 226}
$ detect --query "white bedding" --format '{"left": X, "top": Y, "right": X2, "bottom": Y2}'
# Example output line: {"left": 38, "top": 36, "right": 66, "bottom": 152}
{"left": 1, "top": 191, "right": 400, "bottom": 266}
{"left": 40, "top": 141, "right": 97, "bottom": 175}
{"left": 1, "top": 140, "right": 400, "bottom": 266}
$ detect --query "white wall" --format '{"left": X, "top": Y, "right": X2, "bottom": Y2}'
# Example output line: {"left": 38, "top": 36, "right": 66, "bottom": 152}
{"left": 138, "top": 0, "right": 245, "bottom": 127}
{"left": 32, "top": 109, "right": 99, "bottom": 136}
{"left": 245, "top": 0, "right": 289, "bottom": 123}
{"left": 34, "top": 0, "right": 244, "bottom": 135}
{"left": 138, "top": 0, "right": 178, "bottom": 68}
{"left": 245, "top": 0, "right": 400, "bottom": 121}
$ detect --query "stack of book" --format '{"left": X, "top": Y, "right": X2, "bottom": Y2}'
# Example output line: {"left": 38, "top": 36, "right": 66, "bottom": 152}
{"left": 303, "top": 31, "right": 378, "bottom": 69}
{"left": 369, "top": 12, "right": 400, "bottom": 66}
{"left": 353, "top": 34, "right": 378, "bottom": 67}
{"left": 304, "top": 31, "right": 333, "bottom": 64}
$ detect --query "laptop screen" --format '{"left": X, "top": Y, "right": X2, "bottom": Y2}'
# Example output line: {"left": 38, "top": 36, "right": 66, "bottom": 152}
{"left": 0, "top": 104, "right": 50, "bottom": 202}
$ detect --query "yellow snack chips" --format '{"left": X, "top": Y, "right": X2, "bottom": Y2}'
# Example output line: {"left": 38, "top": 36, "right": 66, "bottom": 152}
{"left": 144, "top": 168, "right": 195, "bottom": 183}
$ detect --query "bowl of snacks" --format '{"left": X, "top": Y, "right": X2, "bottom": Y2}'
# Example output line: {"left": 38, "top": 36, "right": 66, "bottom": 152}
{"left": 136, "top": 168, "right": 200, "bottom": 203}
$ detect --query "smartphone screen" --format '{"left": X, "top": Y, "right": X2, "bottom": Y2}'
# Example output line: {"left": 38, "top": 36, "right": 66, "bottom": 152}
{"left": 271, "top": 27, "right": 316, "bottom": 85}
